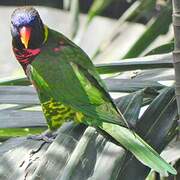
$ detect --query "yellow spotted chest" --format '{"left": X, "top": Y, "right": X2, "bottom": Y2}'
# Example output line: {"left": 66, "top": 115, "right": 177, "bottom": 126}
{"left": 42, "top": 98, "right": 84, "bottom": 130}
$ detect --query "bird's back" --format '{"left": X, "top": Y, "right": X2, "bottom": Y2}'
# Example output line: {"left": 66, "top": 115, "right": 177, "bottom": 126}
{"left": 29, "top": 28, "right": 128, "bottom": 129}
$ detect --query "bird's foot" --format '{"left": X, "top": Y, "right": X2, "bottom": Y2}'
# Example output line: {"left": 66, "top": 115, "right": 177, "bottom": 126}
{"left": 28, "top": 130, "right": 58, "bottom": 155}
{"left": 27, "top": 130, "right": 58, "bottom": 143}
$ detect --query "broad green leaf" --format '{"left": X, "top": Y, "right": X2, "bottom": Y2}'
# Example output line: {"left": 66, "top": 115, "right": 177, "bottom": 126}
{"left": 0, "top": 86, "right": 177, "bottom": 178}
{"left": 56, "top": 127, "right": 101, "bottom": 180}
{"left": 118, "top": 87, "right": 178, "bottom": 179}
{"left": 137, "top": 87, "right": 178, "bottom": 148}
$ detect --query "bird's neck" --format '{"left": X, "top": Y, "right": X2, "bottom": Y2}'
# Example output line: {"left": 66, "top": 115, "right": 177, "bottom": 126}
{"left": 13, "top": 48, "right": 41, "bottom": 72}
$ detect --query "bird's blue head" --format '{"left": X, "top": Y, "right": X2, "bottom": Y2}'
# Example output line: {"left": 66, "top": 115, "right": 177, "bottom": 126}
{"left": 11, "top": 7, "right": 47, "bottom": 49}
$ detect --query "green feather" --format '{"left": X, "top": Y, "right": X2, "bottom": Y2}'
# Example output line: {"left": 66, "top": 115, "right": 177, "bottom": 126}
{"left": 102, "top": 123, "right": 177, "bottom": 176}
{"left": 27, "top": 28, "right": 176, "bottom": 175}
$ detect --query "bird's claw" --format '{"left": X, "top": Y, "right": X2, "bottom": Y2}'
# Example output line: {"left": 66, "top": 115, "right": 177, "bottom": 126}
{"left": 27, "top": 130, "right": 58, "bottom": 143}
{"left": 28, "top": 131, "right": 58, "bottom": 155}
{"left": 27, "top": 134, "right": 55, "bottom": 143}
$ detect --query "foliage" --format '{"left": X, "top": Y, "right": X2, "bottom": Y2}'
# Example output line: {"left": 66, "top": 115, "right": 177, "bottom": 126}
{"left": 0, "top": 0, "right": 179, "bottom": 179}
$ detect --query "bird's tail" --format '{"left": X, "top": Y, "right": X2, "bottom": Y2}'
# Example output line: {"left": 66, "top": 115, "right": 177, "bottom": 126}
{"left": 100, "top": 122, "right": 177, "bottom": 176}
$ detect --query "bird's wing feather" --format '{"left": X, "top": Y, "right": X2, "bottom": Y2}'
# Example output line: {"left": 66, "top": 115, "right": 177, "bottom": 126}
{"left": 30, "top": 46, "right": 127, "bottom": 127}
{"left": 70, "top": 45, "right": 129, "bottom": 127}
{"left": 30, "top": 54, "right": 177, "bottom": 175}
{"left": 57, "top": 31, "right": 129, "bottom": 126}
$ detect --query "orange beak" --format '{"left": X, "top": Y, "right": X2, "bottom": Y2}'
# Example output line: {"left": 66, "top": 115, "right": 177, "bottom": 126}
{"left": 20, "top": 26, "right": 32, "bottom": 49}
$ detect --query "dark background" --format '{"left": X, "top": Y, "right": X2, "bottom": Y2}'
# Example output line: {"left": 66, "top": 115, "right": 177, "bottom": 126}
{"left": 0, "top": 0, "right": 135, "bottom": 19}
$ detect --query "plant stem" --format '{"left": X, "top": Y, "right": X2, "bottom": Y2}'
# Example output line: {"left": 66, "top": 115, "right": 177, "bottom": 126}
{"left": 172, "top": 0, "right": 180, "bottom": 129}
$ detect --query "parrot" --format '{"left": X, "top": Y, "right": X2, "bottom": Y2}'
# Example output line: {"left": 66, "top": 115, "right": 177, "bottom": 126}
{"left": 10, "top": 7, "right": 176, "bottom": 175}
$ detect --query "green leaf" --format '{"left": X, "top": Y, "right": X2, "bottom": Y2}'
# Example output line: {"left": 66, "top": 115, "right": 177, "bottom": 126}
{"left": 126, "top": 0, "right": 156, "bottom": 23}
{"left": 63, "top": 0, "right": 71, "bottom": 10}
{"left": 0, "top": 86, "right": 39, "bottom": 105}
{"left": 0, "top": 77, "right": 30, "bottom": 86}
{"left": 0, "top": 55, "right": 173, "bottom": 87}
{"left": 87, "top": 0, "right": 114, "bottom": 26}
{"left": 105, "top": 78, "right": 164, "bottom": 92}
{"left": 161, "top": 141, "right": 180, "bottom": 163}
{"left": 115, "top": 90, "right": 143, "bottom": 126}
{"left": 137, "top": 87, "right": 178, "bottom": 149}
{"left": 92, "top": 0, "right": 142, "bottom": 59}
{"left": 0, "top": 127, "right": 46, "bottom": 138}
{"left": 92, "top": 0, "right": 158, "bottom": 60}
{"left": 145, "top": 172, "right": 156, "bottom": 180}
{"left": 133, "top": 68, "right": 174, "bottom": 81}
{"left": 145, "top": 42, "right": 174, "bottom": 56}
{"left": 123, "top": 4, "right": 172, "bottom": 59}
{"left": 0, "top": 85, "right": 177, "bottom": 178}
{"left": 70, "top": 0, "right": 79, "bottom": 38}
{"left": 0, "top": 110, "right": 45, "bottom": 129}
{"left": 96, "top": 53, "right": 173, "bottom": 74}
{"left": 118, "top": 87, "right": 178, "bottom": 179}
{"left": 101, "top": 123, "right": 177, "bottom": 175}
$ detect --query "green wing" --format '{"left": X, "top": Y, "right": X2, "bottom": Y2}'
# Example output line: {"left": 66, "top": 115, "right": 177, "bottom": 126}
{"left": 27, "top": 30, "right": 127, "bottom": 127}
{"left": 30, "top": 41, "right": 127, "bottom": 127}
{"left": 29, "top": 29, "right": 177, "bottom": 175}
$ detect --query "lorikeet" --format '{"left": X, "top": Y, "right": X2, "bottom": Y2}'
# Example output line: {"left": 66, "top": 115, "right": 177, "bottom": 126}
{"left": 11, "top": 7, "right": 176, "bottom": 175}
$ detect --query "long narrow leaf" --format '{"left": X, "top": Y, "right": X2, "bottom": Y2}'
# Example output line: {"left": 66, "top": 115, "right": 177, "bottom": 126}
{"left": 105, "top": 79, "right": 164, "bottom": 92}
{"left": 145, "top": 42, "right": 174, "bottom": 56}
{"left": 101, "top": 123, "right": 176, "bottom": 175}
{"left": 70, "top": 0, "right": 79, "bottom": 38}
{"left": 96, "top": 53, "right": 173, "bottom": 74}
{"left": 86, "top": 0, "right": 114, "bottom": 26}
{"left": 92, "top": 1, "right": 141, "bottom": 59}
{"left": 0, "top": 127, "right": 46, "bottom": 137}
{"left": 0, "top": 86, "right": 177, "bottom": 178}
{"left": 0, "top": 110, "right": 45, "bottom": 129}
{"left": 115, "top": 90, "right": 143, "bottom": 126}
{"left": 0, "top": 77, "right": 30, "bottom": 86}
{"left": 63, "top": 0, "right": 71, "bottom": 10}
{"left": 123, "top": 3, "right": 172, "bottom": 59}
{"left": 127, "top": 0, "right": 156, "bottom": 22}
{"left": 118, "top": 87, "right": 178, "bottom": 179}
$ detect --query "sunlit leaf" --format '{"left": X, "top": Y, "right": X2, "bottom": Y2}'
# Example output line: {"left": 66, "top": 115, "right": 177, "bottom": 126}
{"left": 123, "top": 3, "right": 172, "bottom": 59}
{"left": 70, "top": 0, "right": 80, "bottom": 38}
{"left": 0, "top": 127, "right": 46, "bottom": 138}
{"left": 87, "top": 0, "right": 114, "bottom": 25}
{"left": 145, "top": 42, "right": 174, "bottom": 56}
